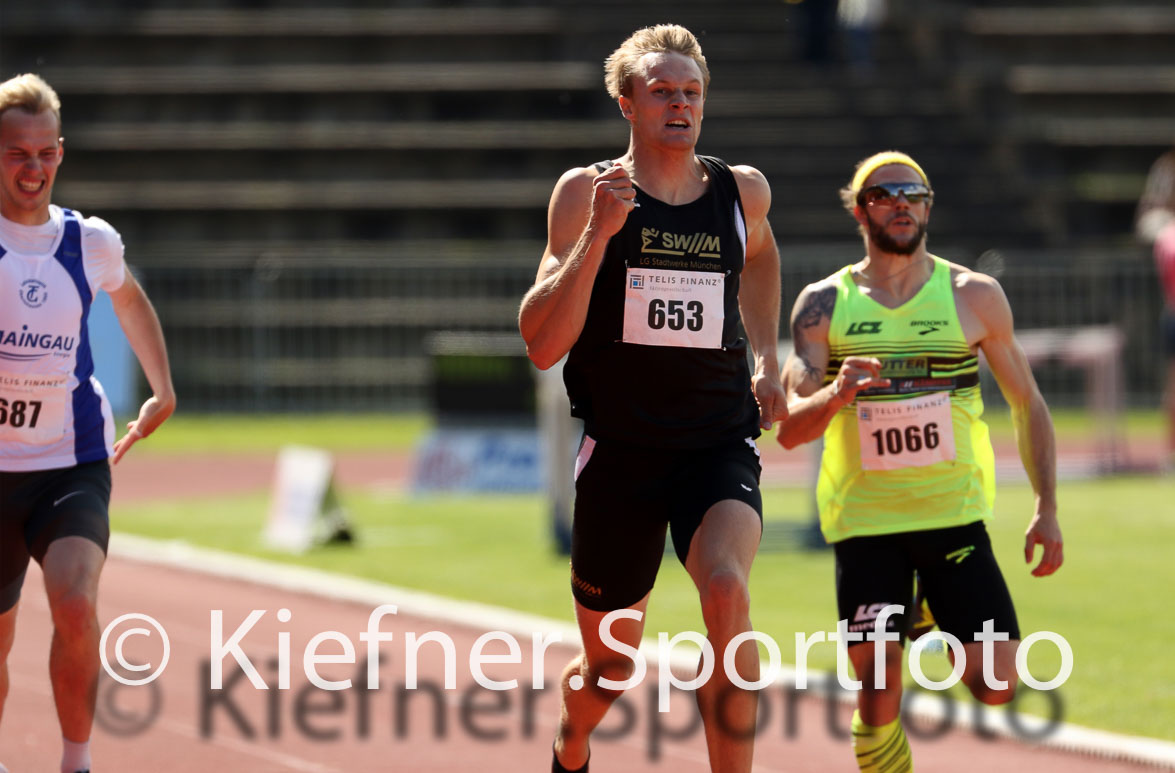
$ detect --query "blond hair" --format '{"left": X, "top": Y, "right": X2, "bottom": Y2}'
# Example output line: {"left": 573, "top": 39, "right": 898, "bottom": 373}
{"left": 0, "top": 73, "right": 62, "bottom": 130}
{"left": 604, "top": 24, "right": 710, "bottom": 101}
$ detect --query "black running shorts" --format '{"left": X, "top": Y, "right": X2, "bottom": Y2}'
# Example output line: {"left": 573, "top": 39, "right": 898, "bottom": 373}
{"left": 569, "top": 434, "right": 763, "bottom": 611}
{"left": 0, "top": 460, "right": 112, "bottom": 613}
{"left": 833, "top": 520, "right": 1020, "bottom": 644}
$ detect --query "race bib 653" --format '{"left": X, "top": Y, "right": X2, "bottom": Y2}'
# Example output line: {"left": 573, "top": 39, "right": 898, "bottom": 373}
{"left": 622, "top": 267, "right": 723, "bottom": 349}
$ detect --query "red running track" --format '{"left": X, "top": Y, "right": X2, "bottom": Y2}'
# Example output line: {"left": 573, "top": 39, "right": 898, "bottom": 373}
{"left": 0, "top": 555, "right": 1160, "bottom": 772}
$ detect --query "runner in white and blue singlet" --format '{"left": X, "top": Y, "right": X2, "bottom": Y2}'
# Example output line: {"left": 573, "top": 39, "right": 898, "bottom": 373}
{"left": 0, "top": 73, "right": 176, "bottom": 773}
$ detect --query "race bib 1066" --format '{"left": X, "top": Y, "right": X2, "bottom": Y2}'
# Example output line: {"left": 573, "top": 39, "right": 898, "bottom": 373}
{"left": 856, "top": 391, "right": 956, "bottom": 471}
{"left": 622, "top": 267, "right": 724, "bottom": 349}
{"left": 0, "top": 371, "right": 68, "bottom": 444}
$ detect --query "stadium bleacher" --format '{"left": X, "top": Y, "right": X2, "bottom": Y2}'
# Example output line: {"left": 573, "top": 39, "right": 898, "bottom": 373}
{"left": 0, "top": 0, "right": 1165, "bottom": 409}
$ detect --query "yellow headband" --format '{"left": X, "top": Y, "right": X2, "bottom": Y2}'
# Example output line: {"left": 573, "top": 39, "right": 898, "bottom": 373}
{"left": 850, "top": 151, "right": 930, "bottom": 197}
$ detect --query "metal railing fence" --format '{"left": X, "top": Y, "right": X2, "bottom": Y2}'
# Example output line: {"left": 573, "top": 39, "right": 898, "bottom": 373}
{"left": 133, "top": 242, "right": 1163, "bottom": 412}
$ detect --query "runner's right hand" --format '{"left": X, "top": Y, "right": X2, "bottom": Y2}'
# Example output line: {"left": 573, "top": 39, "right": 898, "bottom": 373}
{"left": 831, "top": 356, "right": 890, "bottom": 405}
{"left": 589, "top": 163, "right": 637, "bottom": 239}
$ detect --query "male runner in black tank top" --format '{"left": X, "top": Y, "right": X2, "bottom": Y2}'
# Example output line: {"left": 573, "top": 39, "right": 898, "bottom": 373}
{"left": 519, "top": 24, "right": 786, "bottom": 773}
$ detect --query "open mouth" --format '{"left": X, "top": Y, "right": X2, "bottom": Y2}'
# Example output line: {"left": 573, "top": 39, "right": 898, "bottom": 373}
{"left": 665, "top": 119, "right": 690, "bottom": 129}
{"left": 17, "top": 179, "right": 44, "bottom": 194}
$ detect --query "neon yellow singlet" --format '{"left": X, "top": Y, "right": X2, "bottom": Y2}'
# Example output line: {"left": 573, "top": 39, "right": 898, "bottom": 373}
{"left": 817, "top": 255, "right": 996, "bottom": 542}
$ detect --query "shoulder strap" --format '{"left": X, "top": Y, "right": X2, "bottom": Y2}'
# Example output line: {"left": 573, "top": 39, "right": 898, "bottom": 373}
{"left": 698, "top": 155, "right": 744, "bottom": 229}
{"left": 53, "top": 211, "right": 91, "bottom": 307}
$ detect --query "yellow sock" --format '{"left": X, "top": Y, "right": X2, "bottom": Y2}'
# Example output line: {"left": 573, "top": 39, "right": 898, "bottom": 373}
{"left": 851, "top": 710, "right": 913, "bottom": 772}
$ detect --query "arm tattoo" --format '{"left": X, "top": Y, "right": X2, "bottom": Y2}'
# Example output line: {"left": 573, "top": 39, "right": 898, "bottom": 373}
{"left": 793, "top": 286, "right": 836, "bottom": 334}
{"left": 789, "top": 285, "right": 835, "bottom": 386}
{"left": 791, "top": 354, "right": 823, "bottom": 384}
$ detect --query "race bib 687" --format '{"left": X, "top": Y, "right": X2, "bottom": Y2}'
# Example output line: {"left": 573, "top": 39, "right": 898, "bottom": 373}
{"left": 0, "top": 371, "right": 68, "bottom": 444}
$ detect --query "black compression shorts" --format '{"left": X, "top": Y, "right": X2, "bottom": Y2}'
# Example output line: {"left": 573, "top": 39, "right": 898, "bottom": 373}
{"left": 0, "top": 460, "right": 112, "bottom": 613}
{"left": 833, "top": 520, "right": 1020, "bottom": 644}
{"left": 569, "top": 434, "right": 763, "bottom": 611}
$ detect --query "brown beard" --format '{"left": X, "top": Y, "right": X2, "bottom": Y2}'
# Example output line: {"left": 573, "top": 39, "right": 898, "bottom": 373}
{"left": 866, "top": 213, "right": 926, "bottom": 255}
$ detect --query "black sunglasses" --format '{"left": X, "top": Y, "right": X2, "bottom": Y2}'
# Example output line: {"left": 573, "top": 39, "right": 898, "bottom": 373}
{"left": 857, "top": 182, "right": 933, "bottom": 206}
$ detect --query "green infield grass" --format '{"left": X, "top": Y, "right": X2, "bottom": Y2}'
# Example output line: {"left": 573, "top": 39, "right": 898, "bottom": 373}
{"left": 132, "top": 413, "right": 431, "bottom": 454}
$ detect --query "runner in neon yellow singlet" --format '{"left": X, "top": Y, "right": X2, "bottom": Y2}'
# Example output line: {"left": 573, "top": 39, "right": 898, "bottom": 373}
{"left": 775, "top": 151, "right": 1063, "bottom": 773}
{"left": 818, "top": 253, "right": 996, "bottom": 542}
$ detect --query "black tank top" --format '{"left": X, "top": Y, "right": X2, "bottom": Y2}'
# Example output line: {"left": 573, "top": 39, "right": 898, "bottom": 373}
{"left": 563, "top": 155, "right": 760, "bottom": 448}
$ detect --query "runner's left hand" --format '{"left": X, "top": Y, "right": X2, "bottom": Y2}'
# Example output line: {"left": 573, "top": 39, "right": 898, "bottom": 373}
{"left": 112, "top": 395, "right": 175, "bottom": 464}
{"left": 1024, "top": 511, "right": 1063, "bottom": 577}
{"left": 752, "top": 368, "right": 788, "bottom": 430}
